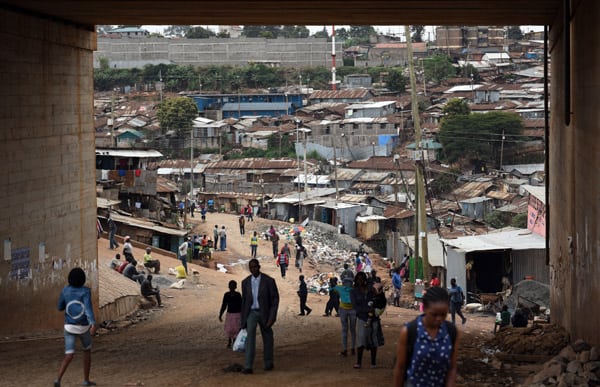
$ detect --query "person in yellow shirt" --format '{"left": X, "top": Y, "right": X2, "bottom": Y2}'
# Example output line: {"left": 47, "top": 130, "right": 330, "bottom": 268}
{"left": 250, "top": 231, "right": 258, "bottom": 258}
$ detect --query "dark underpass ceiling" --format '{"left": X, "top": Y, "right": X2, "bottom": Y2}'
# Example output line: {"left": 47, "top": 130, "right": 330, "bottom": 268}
{"left": 1, "top": 0, "right": 560, "bottom": 29}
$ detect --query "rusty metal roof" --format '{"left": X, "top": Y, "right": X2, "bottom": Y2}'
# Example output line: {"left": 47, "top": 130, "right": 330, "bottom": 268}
{"left": 450, "top": 181, "right": 495, "bottom": 200}
{"left": 347, "top": 157, "right": 415, "bottom": 172}
{"left": 156, "top": 176, "right": 179, "bottom": 193}
{"left": 355, "top": 171, "right": 393, "bottom": 182}
{"left": 205, "top": 158, "right": 298, "bottom": 171}
{"left": 384, "top": 205, "right": 415, "bottom": 219}
{"left": 486, "top": 190, "right": 517, "bottom": 202}
{"left": 338, "top": 194, "right": 369, "bottom": 203}
{"left": 309, "top": 89, "right": 373, "bottom": 100}
{"left": 332, "top": 168, "right": 363, "bottom": 181}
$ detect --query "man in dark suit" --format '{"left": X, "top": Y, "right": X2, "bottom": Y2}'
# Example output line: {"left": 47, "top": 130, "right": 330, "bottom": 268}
{"left": 240, "top": 258, "right": 279, "bottom": 374}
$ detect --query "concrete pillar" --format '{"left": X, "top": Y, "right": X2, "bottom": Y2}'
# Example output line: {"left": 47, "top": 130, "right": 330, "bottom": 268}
{"left": 549, "top": 0, "right": 600, "bottom": 347}
{"left": 0, "top": 9, "right": 98, "bottom": 335}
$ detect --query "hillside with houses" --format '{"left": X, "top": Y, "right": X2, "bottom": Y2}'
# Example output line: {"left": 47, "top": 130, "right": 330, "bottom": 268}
{"left": 94, "top": 25, "right": 547, "bottom": 298}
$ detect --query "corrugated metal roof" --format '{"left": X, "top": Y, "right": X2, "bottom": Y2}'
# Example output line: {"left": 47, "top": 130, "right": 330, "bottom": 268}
{"left": 110, "top": 213, "right": 188, "bottom": 237}
{"left": 222, "top": 102, "right": 290, "bottom": 111}
{"left": 347, "top": 157, "right": 415, "bottom": 172}
{"left": 486, "top": 190, "right": 517, "bottom": 201}
{"left": 356, "top": 215, "right": 387, "bottom": 223}
{"left": 333, "top": 168, "right": 363, "bottom": 181}
{"left": 338, "top": 194, "right": 369, "bottom": 203}
{"left": 97, "top": 197, "right": 121, "bottom": 208}
{"left": 459, "top": 196, "right": 493, "bottom": 204}
{"left": 356, "top": 171, "right": 392, "bottom": 182}
{"left": 450, "top": 181, "right": 494, "bottom": 200}
{"left": 441, "top": 228, "right": 545, "bottom": 252}
{"left": 156, "top": 176, "right": 179, "bottom": 193}
{"left": 384, "top": 206, "right": 414, "bottom": 219}
{"left": 521, "top": 184, "right": 546, "bottom": 204}
{"left": 96, "top": 149, "right": 163, "bottom": 158}
{"left": 351, "top": 182, "right": 380, "bottom": 190}
{"left": 319, "top": 202, "right": 365, "bottom": 210}
{"left": 206, "top": 158, "right": 298, "bottom": 171}
{"left": 502, "top": 163, "right": 545, "bottom": 175}
{"left": 309, "top": 89, "right": 372, "bottom": 100}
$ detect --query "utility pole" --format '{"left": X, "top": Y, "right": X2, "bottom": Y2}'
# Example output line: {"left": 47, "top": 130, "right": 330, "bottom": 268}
{"left": 499, "top": 129, "right": 506, "bottom": 169}
{"left": 406, "top": 25, "right": 429, "bottom": 281}
{"left": 190, "top": 126, "right": 194, "bottom": 202}
{"left": 332, "top": 125, "right": 339, "bottom": 204}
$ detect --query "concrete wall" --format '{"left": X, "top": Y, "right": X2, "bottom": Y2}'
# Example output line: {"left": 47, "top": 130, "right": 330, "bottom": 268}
{"left": 549, "top": 0, "right": 600, "bottom": 347}
{"left": 0, "top": 10, "right": 98, "bottom": 335}
{"left": 95, "top": 37, "right": 342, "bottom": 68}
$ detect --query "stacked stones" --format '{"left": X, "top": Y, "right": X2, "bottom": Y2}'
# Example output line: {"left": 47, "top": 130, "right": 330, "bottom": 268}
{"left": 527, "top": 339, "right": 600, "bottom": 386}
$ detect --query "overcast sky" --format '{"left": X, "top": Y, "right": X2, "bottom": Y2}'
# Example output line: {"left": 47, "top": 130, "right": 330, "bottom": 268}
{"left": 141, "top": 25, "right": 545, "bottom": 41}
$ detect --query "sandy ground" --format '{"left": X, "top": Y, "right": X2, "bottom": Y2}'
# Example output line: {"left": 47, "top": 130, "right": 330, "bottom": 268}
{"left": 0, "top": 212, "right": 542, "bottom": 386}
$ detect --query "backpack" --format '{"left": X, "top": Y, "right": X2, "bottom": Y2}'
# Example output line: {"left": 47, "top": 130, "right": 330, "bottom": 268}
{"left": 405, "top": 318, "right": 457, "bottom": 375}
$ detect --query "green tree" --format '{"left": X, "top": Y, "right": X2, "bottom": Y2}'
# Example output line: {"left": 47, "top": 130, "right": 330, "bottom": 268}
{"left": 385, "top": 68, "right": 407, "bottom": 92}
{"left": 156, "top": 97, "right": 198, "bottom": 136}
{"left": 186, "top": 26, "right": 216, "bottom": 39}
{"left": 423, "top": 54, "right": 456, "bottom": 83}
{"left": 438, "top": 111, "right": 524, "bottom": 166}
{"left": 507, "top": 26, "right": 523, "bottom": 41}
{"left": 485, "top": 211, "right": 510, "bottom": 229}
{"left": 411, "top": 26, "right": 425, "bottom": 42}
{"left": 313, "top": 27, "right": 329, "bottom": 39}
{"left": 442, "top": 98, "right": 471, "bottom": 117}
{"left": 281, "top": 25, "right": 310, "bottom": 38}
{"left": 429, "top": 170, "right": 460, "bottom": 196}
{"left": 163, "top": 25, "right": 191, "bottom": 37}
{"left": 511, "top": 213, "right": 528, "bottom": 228}
{"left": 242, "top": 25, "right": 283, "bottom": 38}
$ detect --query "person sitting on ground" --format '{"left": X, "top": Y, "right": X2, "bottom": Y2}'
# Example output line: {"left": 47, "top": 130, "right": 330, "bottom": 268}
{"left": 143, "top": 247, "right": 161, "bottom": 274}
{"left": 123, "top": 262, "right": 145, "bottom": 285}
{"left": 109, "top": 253, "right": 121, "bottom": 271}
{"left": 511, "top": 307, "right": 528, "bottom": 328}
{"left": 141, "top": 274, "right": 162, "bottom": 307}
{"left": 117, "top": 258, "right": 129, "bottom": 274}
{"left": 494, "top": 305, "right": 511, "bottom": 333}
{"left": 122, "top": 236, "right": 135, "bottom": 264}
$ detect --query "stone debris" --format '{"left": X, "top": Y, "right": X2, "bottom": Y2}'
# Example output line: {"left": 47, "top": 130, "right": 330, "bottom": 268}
{"left": 490, "top": 324, "right": 569, "bottom": 356}
{"left": 505, "top": 279, "right": 550, "bottom": 313}
{"left": 525, "top": 339, "right": 600, "bottom": 386}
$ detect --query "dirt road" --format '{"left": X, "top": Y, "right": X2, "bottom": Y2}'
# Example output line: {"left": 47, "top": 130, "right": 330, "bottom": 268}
{"left": 0, "top": 212, "right": 537, "bottom": 386}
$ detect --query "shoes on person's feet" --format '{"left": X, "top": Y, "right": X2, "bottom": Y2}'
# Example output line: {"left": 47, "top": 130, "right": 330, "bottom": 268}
{"left": 264, "top": 365, "right": 274, "bottom": 371}
{"left": 306, "top": 309, "right": 312, "bottom": 316}
{"left": 298, "top": 313, "right": 305, "bottom": 316}
{"left": 353, "top": 363, "right": 361, "bottom": 369}
{"left": 82, "top": 381, "right": 97, "bottom": 386}
{"left": 322, "top": 313, "right": 329, "bottom": 317}
{"left": 370, "top": 364, "right": 377, "bottom": 369}
{"left": 241, "top": 368, "right": 253, "bottom": 374}
{"left": 54, "top": 380, "right": 60, "bottom": 387}
{"left": 351, "top": 348, "right": 356, "bottom": 356}
{"left": 339, "top": 350, "right": 347, "bottom": 357}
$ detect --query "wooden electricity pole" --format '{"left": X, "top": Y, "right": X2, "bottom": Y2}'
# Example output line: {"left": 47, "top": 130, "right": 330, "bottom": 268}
{"left": 405, "top": 25, "right": 430, "bottom": 281}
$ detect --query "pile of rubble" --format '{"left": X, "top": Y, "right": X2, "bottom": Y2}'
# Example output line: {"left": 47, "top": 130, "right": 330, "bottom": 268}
{"left": 490, "top": 324, "right": 569, "bottom": 356}
{"left": 525, "top": 340, "right": 600, "bottom": 386}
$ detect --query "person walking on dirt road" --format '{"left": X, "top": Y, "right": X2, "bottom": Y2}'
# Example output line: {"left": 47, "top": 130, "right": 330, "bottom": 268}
{"left": 240, "top": 258, "right": 280, "bottom": 374}
{"left": 54, "top": 268, "right": 97, "bottom": 387}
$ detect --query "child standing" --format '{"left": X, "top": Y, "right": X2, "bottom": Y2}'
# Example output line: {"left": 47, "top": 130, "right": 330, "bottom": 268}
{"left": 297, "top": 275, "right": 312, "bottom": 316}
{"left": 219, "top": 280, "right": 242, "bottom": 348}
{"left": 250, "top": 231, "right": 258, "bottom": 258}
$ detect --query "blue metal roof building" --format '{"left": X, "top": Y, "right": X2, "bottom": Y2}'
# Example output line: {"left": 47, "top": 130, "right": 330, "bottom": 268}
{"left": 190, "top": 93, "right": 302, "bottom": 118}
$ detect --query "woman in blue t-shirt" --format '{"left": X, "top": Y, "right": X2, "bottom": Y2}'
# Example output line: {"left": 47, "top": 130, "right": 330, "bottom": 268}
{"left": 393, "top": 286, "right": 460, "bottom": 387}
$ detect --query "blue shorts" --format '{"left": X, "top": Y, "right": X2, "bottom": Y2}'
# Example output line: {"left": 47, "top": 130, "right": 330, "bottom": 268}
{"left": 64, "top": 328, "right": 92, "bottom": 354}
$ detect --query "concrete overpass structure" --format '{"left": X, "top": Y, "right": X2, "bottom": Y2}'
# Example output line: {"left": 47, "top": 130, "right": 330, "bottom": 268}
{"left": 1, "top": 0, "right": 599, "bottom": 346}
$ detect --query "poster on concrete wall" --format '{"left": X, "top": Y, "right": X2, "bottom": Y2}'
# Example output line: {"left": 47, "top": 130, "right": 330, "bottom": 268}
{"left": 10, "top": 247, "right": 30, "bottom": 280}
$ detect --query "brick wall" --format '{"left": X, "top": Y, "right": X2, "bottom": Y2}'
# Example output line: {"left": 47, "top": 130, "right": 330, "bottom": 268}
{"left": 0, "top": 9, "right": 98, "bottom": 336}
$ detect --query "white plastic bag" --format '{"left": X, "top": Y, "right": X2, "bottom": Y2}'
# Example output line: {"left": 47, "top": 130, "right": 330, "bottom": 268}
{"left": 232, "top": 329, "right": 247, "bottom": 353}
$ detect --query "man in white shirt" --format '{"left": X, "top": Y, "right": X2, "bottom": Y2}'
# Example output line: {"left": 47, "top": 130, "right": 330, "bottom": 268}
{"left": 178, "top": 238, "right": 189, "bottom": 274}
